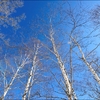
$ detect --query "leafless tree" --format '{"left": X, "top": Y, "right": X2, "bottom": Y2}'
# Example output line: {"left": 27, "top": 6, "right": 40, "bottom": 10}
{"left": 22, "top": 42, "right": 41, "bottom": 100}
{"left": 30, "top": 2, "right": 100, "bottom": 99}
{"left": 0, "top": 1, "right": 100, "bottom": 100}
{"left": 0, "top": 48, "right": 30, "bottom": 100}
{"left": 0, "top": 0, "right": 25, "bottom": 28}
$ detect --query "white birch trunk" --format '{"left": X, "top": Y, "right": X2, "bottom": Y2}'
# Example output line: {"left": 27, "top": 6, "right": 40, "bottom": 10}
{"left": 22, "top": 44, "right": 39, "bottom": 100}
{"left": 71, "top": 36, "right": 100, "bottom": 85}
{"left": 1, "top": 55, "right": 29, "bottom": 100}
{"left": 2, "top": 66, "right": 21, "bottom": 100}
{"left": 50, "top": 26, "right": 77, "bottom": 100}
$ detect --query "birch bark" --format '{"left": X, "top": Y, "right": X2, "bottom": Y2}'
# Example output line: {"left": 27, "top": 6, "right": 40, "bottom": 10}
{"left": 22, "top": 44, "right": 39, "bottom": 100}
{"left": 49, "top": 23, "right": 77, "bottom": 100}
{"left": 71, "top": 36, "right": 100, "bottom": 85}
{"left": 1, "top": 56, "right": 29, "bottom": 100}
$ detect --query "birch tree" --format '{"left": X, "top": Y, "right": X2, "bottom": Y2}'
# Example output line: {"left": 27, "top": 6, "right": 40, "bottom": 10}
{"left": 30, "top": 2, "right": 100, "bottom": 99}
{"left": 64, "top": 3, "right": 100, "bottom": 98}
{"left": 0, "top": 1, "right": 100, "bottom": 99}
{"left": 49, "top": 20, "right": 77, "bottom": 100}
{"left": 65, "top": 3, "right": 100, "bottom": 85}
{"left": 0, "top": 0, "right": 25, "bottom": 62}
{"left": 0, "top": 50, "right": 30, "bottom": 100}
{"left": 71, "top": 36, "right": 100, "bottom": 84}
{"left": 31, "top": 3, "right": 78, "bottom": 98}
{"left": 22, "top": 43, "right": 40, "bottom": 100}
{"left": 0, "top": 0, "right": 25, "bottom": 28}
